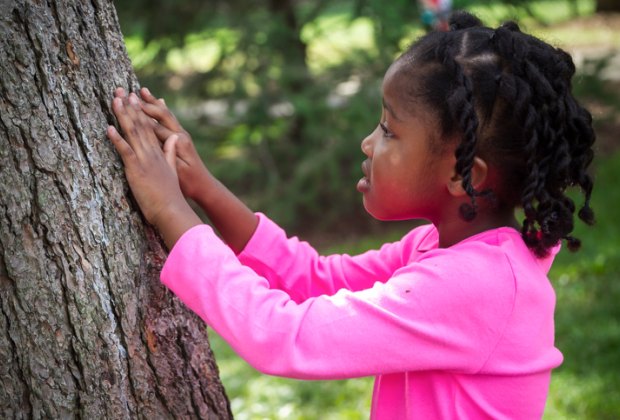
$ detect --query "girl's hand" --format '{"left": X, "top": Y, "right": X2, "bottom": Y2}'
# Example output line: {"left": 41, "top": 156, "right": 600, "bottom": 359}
{"left": 114, "top": 87, "right": 211, "bottom": 202}
{"left": 107, "top": 92, "right": 201, "bottom": 247}
{"left": 111, "top": 88, "right": 258, "bottom": 253}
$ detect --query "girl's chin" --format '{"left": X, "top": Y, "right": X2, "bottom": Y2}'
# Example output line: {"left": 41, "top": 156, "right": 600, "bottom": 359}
{"left": 363, "top": 198, "right": 420, "bottom": 222}
{"left": 361, "top": 197, "right": 384, "bottom": 221}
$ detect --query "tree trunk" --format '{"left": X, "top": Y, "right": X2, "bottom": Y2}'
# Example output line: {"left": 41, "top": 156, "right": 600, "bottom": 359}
{"left": 0, "top": 1, "right": 232, "bottom": 418}
{"left": 597, "top": 0, "right": 620, "bottom": 12}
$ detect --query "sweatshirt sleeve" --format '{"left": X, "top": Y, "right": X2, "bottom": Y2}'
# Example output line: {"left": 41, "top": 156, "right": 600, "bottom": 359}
{"left": 237, "top": 213, "right": 430, "bottom": 301}
{"left": 161, "top": 224, "right": 518, "bottom": 380}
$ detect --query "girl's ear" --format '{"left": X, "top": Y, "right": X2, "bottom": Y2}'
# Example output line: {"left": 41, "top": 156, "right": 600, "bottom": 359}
{"left": 447, "top": 156, "right": 489, "bottom": 197}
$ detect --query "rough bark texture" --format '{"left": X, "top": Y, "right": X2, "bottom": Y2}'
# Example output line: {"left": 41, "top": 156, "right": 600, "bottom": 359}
{"left": 0, "top": 1, "right": 232, "bottom": 418}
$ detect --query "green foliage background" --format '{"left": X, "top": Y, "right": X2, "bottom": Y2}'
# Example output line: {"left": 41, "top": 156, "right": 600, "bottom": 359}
{"left": 116, "top": 0, "right": 603, "bottom": 235}
{"left": 114, "top": 0, "right": 620, "bottom": 417}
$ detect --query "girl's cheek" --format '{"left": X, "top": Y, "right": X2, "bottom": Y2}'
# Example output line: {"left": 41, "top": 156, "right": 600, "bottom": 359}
{"left": 388, "top": 152, "right": 402, "bottom": 166}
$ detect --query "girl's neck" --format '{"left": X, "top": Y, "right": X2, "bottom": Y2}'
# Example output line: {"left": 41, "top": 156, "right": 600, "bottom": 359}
{"left": 435, "top": 207, "right": 519, "bottom": 248}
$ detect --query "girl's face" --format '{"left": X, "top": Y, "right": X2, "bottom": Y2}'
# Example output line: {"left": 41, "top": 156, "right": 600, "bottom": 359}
{"left": 358, "top": 61, "right": 456, "bottom": 223}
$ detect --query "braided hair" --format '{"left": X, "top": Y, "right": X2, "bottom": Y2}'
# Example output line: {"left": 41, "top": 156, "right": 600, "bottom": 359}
{"left": 395, "top": 11, "right": 595, "bottom": 257}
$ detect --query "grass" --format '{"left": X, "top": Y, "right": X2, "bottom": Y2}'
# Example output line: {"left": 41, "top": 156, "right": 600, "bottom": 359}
{"left": 209, "top": 150, "right": 620, "bottom": 418}
{"left": 209, "top": 333, "right": 372, "bottom": 419}
{"left": 543, "top": 150, "right": 620, "bottom": 419}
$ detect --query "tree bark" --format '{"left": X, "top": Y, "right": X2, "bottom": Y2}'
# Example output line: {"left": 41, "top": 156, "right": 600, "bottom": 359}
{"left": 0, "top": 1, "right": 231, "bottom": 418}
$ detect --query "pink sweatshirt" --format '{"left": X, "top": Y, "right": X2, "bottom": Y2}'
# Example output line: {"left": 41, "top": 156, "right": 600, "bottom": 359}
{"left": 161, "top": 213, "right": 563, "bottom": 418}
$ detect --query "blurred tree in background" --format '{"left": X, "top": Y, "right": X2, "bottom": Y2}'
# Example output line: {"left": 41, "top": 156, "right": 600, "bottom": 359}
{"left": 113, "top": 0, "right": 599, "bottom": 236}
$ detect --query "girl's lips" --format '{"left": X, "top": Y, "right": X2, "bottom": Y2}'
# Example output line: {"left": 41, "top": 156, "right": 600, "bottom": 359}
{"left": 361, "top": 160, "right": 370, "bottom": 178}
{"left": 357, "top": 177, "right": 370, "bottom": 193}
{"left": 357, "top": 160, "right": 371, "bottom": 193}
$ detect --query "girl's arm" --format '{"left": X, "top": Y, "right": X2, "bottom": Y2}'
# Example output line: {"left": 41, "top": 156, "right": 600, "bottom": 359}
{"left": 161, "top": 222, "right": 557, "bottom": 380}
{"left": 185, "top": 168, "right": 258, "bottom": 254}
{"left": 236, "top": 213, "right": 429, "bottom": 300}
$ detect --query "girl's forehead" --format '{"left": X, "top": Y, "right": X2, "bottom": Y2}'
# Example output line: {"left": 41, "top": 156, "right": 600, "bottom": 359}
{"left": 381, "top": 60, "right": 422, "bottom": 117}
{"left": 382, "top": 59, "right": 408, "bottom": 88}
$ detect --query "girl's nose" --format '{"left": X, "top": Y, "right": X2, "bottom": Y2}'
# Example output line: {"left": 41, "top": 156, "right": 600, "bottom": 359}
{"left": 361, "top": 132, "right": 373, "bottom": 156}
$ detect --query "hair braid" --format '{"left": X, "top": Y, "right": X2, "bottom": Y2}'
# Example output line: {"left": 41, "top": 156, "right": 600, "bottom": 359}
{"left": 440, "top": 26, "right": 482, "bottom": 221}
{"left": 491, "top": 20, "right": 595, "bottom": 256}
{"left": 568, "top": 104, "right": 595, "bottom": 225}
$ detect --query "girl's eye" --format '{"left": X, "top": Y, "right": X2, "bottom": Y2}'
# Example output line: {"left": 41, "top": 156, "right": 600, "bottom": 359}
{"left": 379, "top": 122, "right": 394, "bottom": 138}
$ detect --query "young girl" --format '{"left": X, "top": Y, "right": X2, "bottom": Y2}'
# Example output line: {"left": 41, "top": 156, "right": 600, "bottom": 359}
{"left": 107, "top": 11, "right": 595, "bottom": 418}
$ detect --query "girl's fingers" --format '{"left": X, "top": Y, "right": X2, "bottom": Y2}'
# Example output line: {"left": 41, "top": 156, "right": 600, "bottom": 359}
{"left": 163, "top": 134, "right": 179, "bottom": 176}
{"left": 107, "top": 125, "right": 136, "bottom": 164}
{"left": 112, "top": 88, "right": 180, "bottom": 157}
{"left": 135, "top": 88, "right": 175, "bottom": 141}
{"left": 118, "top": 96, "right": 143, "bottom": 145}
{"left": 139, "top": 91, "right": 182, "bottom": 132}
{"left": 140, "top": 87, "right": 157, "bottom": 103}
{"left": 152, "top": 122, "right": 174, "bottom": 142}
{"left": 140, "top": 87, "right": 165, "bottom": 106}
{"left": 112, "top": 97, "right": 138, "bottom": 145}
{"left": 128, "top": 93, "right": 162, "bottom": 148}
{"left": 112, "top": 93, "right": 159, "bottom": 153}
{"left": 141, "top": 102, "right": 182, "bottom": 132}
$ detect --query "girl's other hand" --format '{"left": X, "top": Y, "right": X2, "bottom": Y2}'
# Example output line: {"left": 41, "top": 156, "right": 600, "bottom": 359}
{"left": 116, "top": 87, "right": 211, "bottom": 202}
